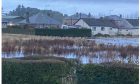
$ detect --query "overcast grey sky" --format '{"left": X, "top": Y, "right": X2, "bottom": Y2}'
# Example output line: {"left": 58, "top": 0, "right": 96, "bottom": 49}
{"left": 2, "top": 0, "right": 139, "bottom": 17}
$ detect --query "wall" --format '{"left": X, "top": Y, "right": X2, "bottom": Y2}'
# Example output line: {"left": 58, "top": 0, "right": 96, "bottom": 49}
{"left": 131, "top": 29, "right": 139, "bottom": 36}
{"left": 119, "top": 29, "right": 139, "bottom": 35}
{"left": 91, "top": 26, "right": 118, "bottom": 35}
{"left": 75, "top": 19, "right": 91, "bottom": 29}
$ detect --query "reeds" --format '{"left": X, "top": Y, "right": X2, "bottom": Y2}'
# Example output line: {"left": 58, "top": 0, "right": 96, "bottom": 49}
{"left": 2, "top": 38, "right": 139, "bottom": 64}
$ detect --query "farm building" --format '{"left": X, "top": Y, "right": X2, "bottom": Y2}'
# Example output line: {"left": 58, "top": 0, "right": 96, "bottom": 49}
{"left": 2, "top": 15, "right": 25, "bottom": 28}
{"left": 19, "top": 12, "right": 62, "bottom": 28}
{"left": 74, "top": 15, "right": 139, "bottom": 36}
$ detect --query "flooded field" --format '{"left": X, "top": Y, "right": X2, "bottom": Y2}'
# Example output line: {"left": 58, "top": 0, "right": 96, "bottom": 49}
{"left": 2, "top": 34, "right": 139, "bottom": 65}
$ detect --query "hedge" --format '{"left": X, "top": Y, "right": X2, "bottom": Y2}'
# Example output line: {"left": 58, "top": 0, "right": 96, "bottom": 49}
{"left": 77, "top": 64, "right": 139, "bottom": 84}
{"left": 2, "top": 56, "right": 78, "bottom": 84}
{"left": 2, "top": 28, "right": 91, "bottom": 37}
{"left": 94, "top": 33, "right": 110, "bottom": 37}
{"left": 2, "top": 57, "right": 138, "bottom": 84}
{"left": 2, "top": 28, "right": 35, "bottom": 35}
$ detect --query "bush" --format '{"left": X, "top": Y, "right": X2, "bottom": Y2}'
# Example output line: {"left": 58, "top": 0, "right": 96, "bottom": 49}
{"left": 35, "top": 28, "right": 91, "bottom": 37}
{"left": 77, "top": 64, "right": 139, "bottom": 84}
{"left": 126, "top": 33, "right": 132, "bottom": 36}
{"left": 3, "top": 57, "right": 138, "bottom": 84}
{"left": 7, "top": 25, "right": 21, "bottom": 28}
{"left": 2, "top": 28, "right": 91, "bottom": 37}
{"left": 117, "top": 34, "right": 125, "bottom": 36}
{"left": 2, "top": 28, "right": 35, "bottom": 35}
{"left": 2, "top": 56, "right": 78, "bottom": 84}
{"left": 94, "top": 33, "right": 110, "bottom": 37}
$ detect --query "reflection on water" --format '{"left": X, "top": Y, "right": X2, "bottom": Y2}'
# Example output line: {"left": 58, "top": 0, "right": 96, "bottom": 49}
{"left": 2, "top": 51, "right": 139, "bottom": 65}
{"left": 2, "top": 38, "right": 139, "bottom": 64}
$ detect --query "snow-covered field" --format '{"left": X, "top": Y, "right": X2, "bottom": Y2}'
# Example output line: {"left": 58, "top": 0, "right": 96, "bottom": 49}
{"left": 88, "top": 38, "right": 139, "bottom": 46}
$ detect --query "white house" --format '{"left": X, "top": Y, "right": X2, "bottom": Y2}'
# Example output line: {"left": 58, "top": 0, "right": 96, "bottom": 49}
{"left": 74, "top": 16, "right": 139, "bottom": 36}
{"left": 105, "top": 15, "right": 139, "bottom": 36}
{"left": 74, "top": 18, "right": 118, "bottom": 36}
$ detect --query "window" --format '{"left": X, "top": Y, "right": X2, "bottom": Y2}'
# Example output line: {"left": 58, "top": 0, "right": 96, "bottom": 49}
{"left": 101, "top": 27, "right": 105, "bottom": 31}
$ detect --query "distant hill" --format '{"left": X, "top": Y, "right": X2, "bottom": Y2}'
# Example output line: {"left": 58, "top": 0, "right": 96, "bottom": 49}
{"left": 8, "top": 5, "right": 64, "bottom": 23}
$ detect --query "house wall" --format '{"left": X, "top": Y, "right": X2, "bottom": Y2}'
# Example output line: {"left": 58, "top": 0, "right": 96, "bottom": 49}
{"left": 75, "top": 19, "right": 91, "bottom": 29}
{"left": 91, "top": 26, "right": 118, "bottom": 35}
{"left": 119, "top": 29, "right": 139, "bottom": 35}
{"left": 131, "top": 29, "right": 139, "bottom": 35}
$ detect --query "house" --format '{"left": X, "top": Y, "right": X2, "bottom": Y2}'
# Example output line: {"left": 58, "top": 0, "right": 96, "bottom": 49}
{"left": 74, "top": 15, "right": 139, "bottom": 36}
{"left": 74, "top": 18, "right": 118, "bottom": 35}
{"left": 19, "top": 12, "right": 62, "bottom": 28}
{"left": 124, "top": 19, "right": 139, "bottom": 36}
{"left": 2, "top": 15, "right": 24, "bottom": 28}
{"left": 105, "top": 15, "right": 139, "bottom": 36}
{"left": 126, "top": 19, "right": 139, "bottom": 28}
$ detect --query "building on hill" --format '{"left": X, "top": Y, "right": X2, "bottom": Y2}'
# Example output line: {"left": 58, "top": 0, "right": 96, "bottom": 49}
{"left": 2, "top": 15, "right": 25, "bottom": 28}
{"left": 63, "top": 13, "right": 94, "bottom": 26}
{"left": 74, "top": 16, "right": 139, "bottom": 36}
{"left": 19, "top": 12, "right": 62, "bottom": 28}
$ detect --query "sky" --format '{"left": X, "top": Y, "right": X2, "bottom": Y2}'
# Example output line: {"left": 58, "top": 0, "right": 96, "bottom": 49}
{"left": 2, "top": 0, "right": 139, "bottom": 18}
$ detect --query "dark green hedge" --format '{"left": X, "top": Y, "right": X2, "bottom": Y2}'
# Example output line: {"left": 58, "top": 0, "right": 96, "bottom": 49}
{"left": 94, "top": 33, "right": 110, "bottom": 37}
{"left": 2, "top": 28, "right": 35, "bottom": 35}
{"left": 35, "top": 28, "right": 91, "bottom": 37}
{"left": 3, "top": 57, "right": 138, "bottom": 84}
{"left": 2, "top": 57, "right": 77, "bottom": 84}
{"left": 77, "top": 64, "right": 139, "bottom": 84}
{"left": 2, "top": 28, "right": 91, "bottom": 37}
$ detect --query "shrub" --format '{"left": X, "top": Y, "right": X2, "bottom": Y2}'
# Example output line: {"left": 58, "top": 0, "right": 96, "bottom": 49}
{"left": 117, "top": 34, "right": 125, "bottom": 36}
{"left": 2, "top": 28, "right": 91, "bottom": 37}
{"left": 77, "top": 64, "right": 138, "bottom": 84}
{"left": 35, "top": 28, "right": 91, "bottom": 37}
{"left": 126, "top": 33, "right": 132, "bottom": 36}
{"left": 2, "top": 56, "right": 78, "bottom": 84}
{"left": 3, "top": 58, "right": 138, "bottom": 84}
{"left": 94, "top": 33, "right": 110, "bottom": 37}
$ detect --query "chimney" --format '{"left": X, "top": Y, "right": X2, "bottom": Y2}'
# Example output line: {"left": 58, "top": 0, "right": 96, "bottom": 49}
{"left": 26, "top": 12, "right": 30, "bottom": 23}
{"left": 88, "top": 12, "right": 91, "bottom": 18}
{"left": 80, "top": 13, "right": 82, "bottom": 19}
{"left": 76, "top": 12, "right": 79, "bottom": 17}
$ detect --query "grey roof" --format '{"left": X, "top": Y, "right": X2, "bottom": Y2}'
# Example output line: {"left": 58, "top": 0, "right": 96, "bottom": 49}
{"left": 104, "top": 15, "right": 134, "bottom": 29}
{"left": 81, "top": 18, "right": 117, "bottom": 28}
{"left": 126, "top": 19, "right": 139, "bottom": 26}
{"left": 2, "top": 16, "right": 20, "bottom": 19}
{"left": 19, "top": 12, "right": 61, "bottom": 25}
{"left": 2, "top": 16, "right": 24, "bottom": 23}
